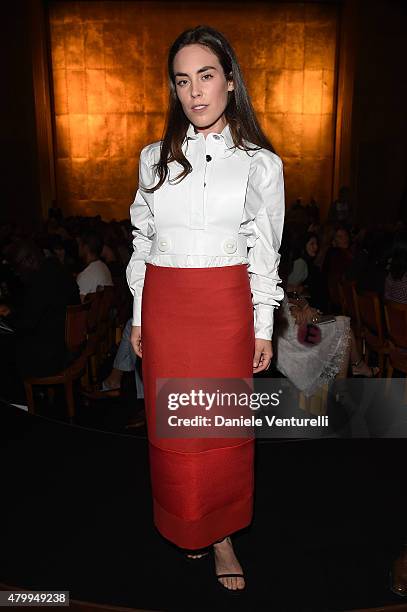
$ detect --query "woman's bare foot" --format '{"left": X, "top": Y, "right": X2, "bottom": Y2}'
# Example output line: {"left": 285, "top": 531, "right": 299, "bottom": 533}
{"left": 213, "top": 536, "right": 245, "bottom": 590}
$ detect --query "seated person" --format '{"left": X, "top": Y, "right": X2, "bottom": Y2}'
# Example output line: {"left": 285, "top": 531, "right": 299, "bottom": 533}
{"left": 76, "top": 232, "right": 113, "bottom": 301}
{"left": 299, "top": 232, "right": 329, "bottom": 312}
{"left": 321, "top": 225, "right": 354, "bottom": 311}
{"left": 273, "top": 232, "right": 378, "bottom": 399}
{"left": 280, "top": 225, "right": 308, "bottom": 295}
{"left": 287, "top": 256, "right": 308, "bottom": 292}
{"left": 280, "top": 226, "right": 329, "bottom": 311}
{"left": 85, "top": 318, "right": 144, "bottom": 400}
{"left": 47, "top": 234, "right": 76, "bottom": 276}
{"left": 0, "top": 240, "right": 80, "bottom": 383}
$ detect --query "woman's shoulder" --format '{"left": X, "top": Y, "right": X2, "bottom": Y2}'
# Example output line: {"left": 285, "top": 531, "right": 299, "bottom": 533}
{"left": 294, "top": 257, "right": 308, "bottom": 271}
{"left": 140, "top": 140, "right": 162, "bottom": 164}
{"left": 242, "top": 138, "right": 283, "bottom": 171}
{"left": 244, "top": 142, "right": 284, "bottom": 191}
{"left": 243, "top": 143, "right": 284, "bottom": 197}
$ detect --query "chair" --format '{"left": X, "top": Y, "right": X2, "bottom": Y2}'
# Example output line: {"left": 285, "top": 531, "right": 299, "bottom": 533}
{"left": 338, "top": 278, "right": 362, "bottom": 352}
{"left": 97, "top": 285, "right": 116, "bottom": 356}
{"left": 24, "top": 301, "right": 91, "bottom": 419}
{"left": 84, "top": 290, "right": 104, "bottom": 384}
{"left": 85, "top": 288, "right": 104, "bottom": 333}
{"left": 355, "top": 289, "right": 389, "bottom": 373}
{"left": 111, "top": 274, "right": 132, "bottom": 343}
{"left": 84, "top": 286, "right": 116, "bottom": 384}
{"left": 384, "top": 300, "right": 407, "bottom": 402}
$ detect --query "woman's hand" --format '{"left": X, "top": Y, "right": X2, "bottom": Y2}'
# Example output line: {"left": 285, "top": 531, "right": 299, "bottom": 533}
{"left": 253, "top": 339, "right": 273, "bottom": 373}
{"left": 130, "top": 325, "right": 142, "bottom": 358}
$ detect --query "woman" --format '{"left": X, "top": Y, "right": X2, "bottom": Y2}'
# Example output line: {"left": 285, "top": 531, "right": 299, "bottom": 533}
{"left": 300, "top": 231, "right": 329, "bottom": 312}
{"left": 274, "top": 230, "right": 378, "bottom": 398}
{"left": 0, "top": 240, "right": 80, "bottom": 396}
{"left": 274, "top": 295, "right": 379, "bottom": 397}
{"left": 286, "top": 233, "right": 308, "bottom": 292}
{"left": 322, "top": 225, "right": 354, "bottom": 310}
{"left": 126, "top": 26, "right": 285, "bottom": 591}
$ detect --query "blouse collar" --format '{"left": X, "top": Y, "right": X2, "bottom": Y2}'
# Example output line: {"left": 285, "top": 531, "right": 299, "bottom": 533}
{"left": 185, "top": 121, "right": 235, "bottom": 149}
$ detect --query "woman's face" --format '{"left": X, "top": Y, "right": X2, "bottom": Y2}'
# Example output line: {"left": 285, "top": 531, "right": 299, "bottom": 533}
{"left": 306, "top": 237, "right": 318, "bottom": 258}
{"left": 334, "top": 229, "right": 350, "bottom": 249}
{"left": 173, "top": 44, "right": 234, "bottom": 136}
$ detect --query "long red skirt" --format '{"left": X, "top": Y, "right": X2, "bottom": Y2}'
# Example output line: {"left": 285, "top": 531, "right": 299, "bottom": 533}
{"left": 141, "top": 263, "right": 255, "bottom": 549}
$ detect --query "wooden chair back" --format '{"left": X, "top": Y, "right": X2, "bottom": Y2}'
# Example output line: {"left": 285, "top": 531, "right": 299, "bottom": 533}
{"left": 65, "top": 301, "right": 91, "bottom": 354}
{"left": 384, "top": 300, "right": 407, "bottom": 349}
{"left": 356, "top": 290, "right": 385, "bottom": 343}
{"left": 98, "top": 285, "right": 116, "bottom": 324}
{"left": 112, "top": 274, "right": 132, "bottom": 326}
{"left": 339, "top": 279, "right": 359, "bottom": 322}
{"left": 84, "top": 291, "right": 103, "bottom": 332}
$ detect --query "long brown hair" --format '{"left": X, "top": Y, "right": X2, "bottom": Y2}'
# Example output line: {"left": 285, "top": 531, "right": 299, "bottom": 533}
{"left": 142, "top": 25, "right": 276, "bottom": 193}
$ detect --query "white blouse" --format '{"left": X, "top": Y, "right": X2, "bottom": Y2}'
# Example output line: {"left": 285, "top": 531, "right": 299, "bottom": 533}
{"left": 126, "top": 121, "right": 285, "bottom": 340}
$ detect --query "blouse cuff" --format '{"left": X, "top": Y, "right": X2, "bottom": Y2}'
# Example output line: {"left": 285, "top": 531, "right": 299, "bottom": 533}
{"left": 132, "top": 296, "right": 142, "bottom": 327}
{"left": 254, "top": 304, "right": 275, "bottom": 341}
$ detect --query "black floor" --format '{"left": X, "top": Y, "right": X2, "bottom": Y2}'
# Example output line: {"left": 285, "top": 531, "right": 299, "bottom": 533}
{"left": 2, "top": 388, "right": 407, "bottom": 612}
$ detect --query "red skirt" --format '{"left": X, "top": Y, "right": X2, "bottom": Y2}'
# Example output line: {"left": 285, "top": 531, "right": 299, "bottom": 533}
{"left": 141, "top": 263, "right": 255, "bottom": 549}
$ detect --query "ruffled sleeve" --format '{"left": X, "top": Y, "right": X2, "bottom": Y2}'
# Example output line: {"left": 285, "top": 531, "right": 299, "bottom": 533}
{"left": 126, "top": 144, "right": 157, "bottom": 326}
{"left": 245, "top": 150, "right": 285, "bottom": 340}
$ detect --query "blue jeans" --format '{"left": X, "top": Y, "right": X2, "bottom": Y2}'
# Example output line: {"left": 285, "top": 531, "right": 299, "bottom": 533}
{"left": 113, "top": 318, "right": 144, "bottom": 399}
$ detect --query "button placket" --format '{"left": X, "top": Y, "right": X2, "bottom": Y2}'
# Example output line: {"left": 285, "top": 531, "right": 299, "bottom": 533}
{"left": 203, "top": 135, "right": 220, "bottom": 208}
{"left": 190, "top": 137, "right": 206, "bottom": 229}
{"left": 188, "top": 132, "right": 224, "bottom": 230}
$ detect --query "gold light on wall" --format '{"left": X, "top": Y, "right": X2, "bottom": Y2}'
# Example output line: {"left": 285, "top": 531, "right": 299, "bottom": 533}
{"left": 49, "top": 2, "right": 338, "bottom": 220}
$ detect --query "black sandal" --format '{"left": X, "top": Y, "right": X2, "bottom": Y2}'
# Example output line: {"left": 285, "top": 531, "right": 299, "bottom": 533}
{"left": 184, "top": 546, "right": 210, "bottom": 561}
{"left": 184, "top": 535, "right": 229, "bottom": 561}
{"left": 212, "top": 536, "right": 246, "bottom": 591}
{"left": 351, "top": 358, "right": 381, "bottom": 378}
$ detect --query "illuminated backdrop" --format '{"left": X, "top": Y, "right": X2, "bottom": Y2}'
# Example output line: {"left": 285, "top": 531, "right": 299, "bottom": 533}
{"left": 49, "top": 1, "right": 338, "bottom": 220}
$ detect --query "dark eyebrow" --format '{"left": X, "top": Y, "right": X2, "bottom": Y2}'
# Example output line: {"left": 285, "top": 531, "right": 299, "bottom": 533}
{"left": 174, "top": 65, "right": 217, "bottom": 77}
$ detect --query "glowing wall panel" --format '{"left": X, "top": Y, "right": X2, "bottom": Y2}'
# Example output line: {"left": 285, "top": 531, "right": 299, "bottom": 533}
{"left": 49, "top": 2, "right": 338, "bottom": 219}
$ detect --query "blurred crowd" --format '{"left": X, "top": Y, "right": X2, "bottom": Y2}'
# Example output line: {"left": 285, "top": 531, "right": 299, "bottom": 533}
{"left": 0, "top": 187, "right": 406, "bottom": 403}
{"left": 0, "top": 210, "right": 134, "bottom": 397}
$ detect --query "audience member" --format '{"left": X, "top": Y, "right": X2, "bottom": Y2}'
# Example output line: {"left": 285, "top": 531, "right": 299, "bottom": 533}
{"left": 299, "top": 232, "right": 329, "bottom": 312}
{"left": 85, "top": 318, "right": 144, "bottom": 401}
{"left": 76, "top": 232, "right": 113, "bottom": 300}
{"left": 322, "top": 225, "right": 354, "bottom": 310}
{"left": 1, "top": 240, "right": 80, "bottom": 380}
{"left": 273, "top": 231, "right": 379, "bottom": 399}
{"left": 47, "top": 234, "right": 76, "bottom": 276}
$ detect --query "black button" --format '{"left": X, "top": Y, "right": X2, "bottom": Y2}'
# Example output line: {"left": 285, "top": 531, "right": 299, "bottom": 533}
{"left": 206, "top": 154, "right": 212, "bottom": 162}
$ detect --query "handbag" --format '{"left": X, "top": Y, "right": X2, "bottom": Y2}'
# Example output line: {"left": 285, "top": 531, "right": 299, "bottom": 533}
{"left": 297, "top": 322, "right": 321, "bottom": 346}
